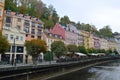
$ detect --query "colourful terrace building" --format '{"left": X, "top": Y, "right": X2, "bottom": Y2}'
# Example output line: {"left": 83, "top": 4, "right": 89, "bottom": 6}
{"left": 94, "top": 36, "right": 100, "bottom": 49}
{"left": 50, "top": 23, "right": 65, "bottom": 39}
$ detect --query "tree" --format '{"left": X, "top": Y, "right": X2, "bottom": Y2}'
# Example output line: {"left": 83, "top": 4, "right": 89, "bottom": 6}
{"left": 5, "top": 0, "right": 18, "bottom": 11}
{"left": 51, "top": 41, "right": 67, "bottom": 58}
{"left": 17, "top": 5, "right": 28, "bottom": 14}
{"left": 99, "top": 25, "right": 113, "bottom": 38}
{"left": 78, "top": 46, "right": 87, "bottom": 54}
{"left": 87, "top": 48, "right": 95, "bottom": 54}
{"left": 42, "top": 19, "right": 54, "bottom": 29}
{"left": 60, "top": 16, "right": 70, "bottom": 26}
{"left": 67, "top": 44, "right": 78, "bottom": 57}
{"left": 105, "top": 49, "right": 113, "bottom": 55}
{"left": 25, "top": 39, "right": 47, "bottom": 65}
{"left": 0, "top": 32, "right": 9, "bottom": 54}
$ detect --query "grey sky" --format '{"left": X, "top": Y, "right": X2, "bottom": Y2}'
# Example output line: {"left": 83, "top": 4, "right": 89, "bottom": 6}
{"left": 42, "top": 0, "right": 120, "bottom": 32}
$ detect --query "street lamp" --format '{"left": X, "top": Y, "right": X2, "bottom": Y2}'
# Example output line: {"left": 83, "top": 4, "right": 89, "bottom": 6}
{"left": 11, "top": 37, "right": 16, "bottom": 66}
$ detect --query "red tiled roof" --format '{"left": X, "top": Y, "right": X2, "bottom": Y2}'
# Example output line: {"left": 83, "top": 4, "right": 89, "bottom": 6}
{"left": 50, "top": 23, "right": 65, "bottom": 39}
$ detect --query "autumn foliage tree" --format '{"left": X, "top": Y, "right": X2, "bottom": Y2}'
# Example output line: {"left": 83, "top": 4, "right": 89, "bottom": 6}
{"left": 25, "top": 39, "right": 47, "bottom": 65}
{"left": 0, "top": 32, "right": 9, "bottom": 54}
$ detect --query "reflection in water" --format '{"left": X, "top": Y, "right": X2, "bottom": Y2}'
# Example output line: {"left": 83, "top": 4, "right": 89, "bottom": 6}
{"left": 88, "top": 61, "right": 120, "bottom": 80}
{"left": 50, "top": 60, "right": 120, "bottom": 80}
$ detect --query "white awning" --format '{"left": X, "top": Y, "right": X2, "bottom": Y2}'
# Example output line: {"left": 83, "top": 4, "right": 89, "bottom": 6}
{"left": 75, "top": 53, "right": 87, "bottom": 56}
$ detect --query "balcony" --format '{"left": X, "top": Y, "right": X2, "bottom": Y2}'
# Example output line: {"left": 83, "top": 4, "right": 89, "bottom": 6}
{"left": 24, "top": 20, "right": 30, "bottom": 26}
{"left": 38, "top": 24, "right": 43, "bottom": 28}
{"left": 31, "top": 31, "right": 35, "bottom": 34}
{"left": 31, "top": 22, "right": 35, "bottom": 27}
{"left": 2, "top": 26, "right": 11, "bottom": 30}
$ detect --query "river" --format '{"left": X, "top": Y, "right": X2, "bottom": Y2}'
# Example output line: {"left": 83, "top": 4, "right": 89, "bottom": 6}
{"left": 48, "top": 60, "right": 120, "bottom": 80}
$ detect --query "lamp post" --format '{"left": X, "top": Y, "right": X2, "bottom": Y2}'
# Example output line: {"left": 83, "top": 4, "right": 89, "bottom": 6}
{"left": 11, "top": 37, "right": 16, "bottom": 66}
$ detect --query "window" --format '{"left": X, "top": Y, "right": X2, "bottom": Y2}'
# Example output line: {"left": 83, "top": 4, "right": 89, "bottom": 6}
{"left": 31, "top": 29, "right": 35, "bottom": 34}
{"left": 38, "top": 24, "right": 43, "bottom": 28}
{"left": 24, "top": 20, "right": 30, "bottom": 26}
{"left": 16, "top": 36, "right": 19, "bottom": 41}
{"left": 20, "top": 36, "right": 23, "bottom": 41}
{"left": 18, "top": 18, "right": 21, "bottom": 22}
{"left": 10, "top": 35, "right": 14, "bottom": 40}
{"left": 24, "top": 27, "right": 29, "bottom": 33}
{"left": 31, "top": 22, "right": 35, "bottom": 27}
{"left": 4, "top": 34, "right": 8, "bottom": 39}
{"left": 31, "top": 35, "right": 34, "bottom": 38}
{"left": 6, "top": 17, "right": 11, "bottom": 23}
{"left": 16, "top": 46, "right": 24, "bottom": 53}
{"left": 17, "top": 25, "right": 20, "bottom": 29}
{"left": 5, "top": 24, "right": 10, "bottom": 27}
{"left": 38, "top": 36, "right": 41, "bottom": 39}
{"left": 37, "top": 30, "right": 41, "bottom": 34}
{"left": 26, "top": 34, "right": 28, "bottom": 37}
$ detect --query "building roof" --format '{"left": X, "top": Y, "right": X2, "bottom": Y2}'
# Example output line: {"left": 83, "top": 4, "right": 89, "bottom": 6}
{"left": 50, "top": 23, "right": 65, "bottom": 39}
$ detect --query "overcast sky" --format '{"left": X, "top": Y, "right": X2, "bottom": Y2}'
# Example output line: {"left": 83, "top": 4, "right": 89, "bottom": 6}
{"left": 42, "top": 0, "right": 120, "bottom": 32}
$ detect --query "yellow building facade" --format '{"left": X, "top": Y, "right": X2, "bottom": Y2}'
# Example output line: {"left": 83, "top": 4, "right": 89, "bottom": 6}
{"left": 81, "top": 30, "right": 89, "bottom": 49}
{"left": 0, "top": 0, "right": 5, "bottom": 31}
{"left": 88, "top": 34, "right": 94, "bottom": 49}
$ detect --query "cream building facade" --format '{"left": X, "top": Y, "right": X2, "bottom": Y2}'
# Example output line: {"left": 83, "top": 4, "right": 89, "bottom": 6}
{"left": 100, "top": 38, "right": 109, "bottom": 50}
{"left": 42, "top": 30, "right": 64, "bottom": 51}
{"left": 2, "top": 10, "right": 44, "bottom": 64}
{"left": 2, "top": 26, "right": 26, "bottom": 64}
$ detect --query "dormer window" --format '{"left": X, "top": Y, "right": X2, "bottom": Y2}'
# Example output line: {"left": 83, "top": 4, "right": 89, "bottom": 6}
{"left": 55, "top": 35, "right": 57, "bottom": 38}
{"left": 30, "top": 16, "right": 34, "bottom": 20}
{"left": 15, "top": 12, "right": 20, "bottom": 16}
{"left": 23, "top": 14, "right": 28, "bottom": 18}
{"left": 6, "top": 10, "right": 11, "bottom": 15}
{"left": 18, "top": 18, "right": 21, "bottom": 22}
{"left": 49, "top": 33, "right": 52, "bottom": 36}
{"left": 36, "top": 18, "right": 40, "bottom": 21}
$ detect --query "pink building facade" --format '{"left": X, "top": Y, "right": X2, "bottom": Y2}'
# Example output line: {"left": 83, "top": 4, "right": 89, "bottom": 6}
{"left": 94, "top": 36, "right": 100, "bottom": 49}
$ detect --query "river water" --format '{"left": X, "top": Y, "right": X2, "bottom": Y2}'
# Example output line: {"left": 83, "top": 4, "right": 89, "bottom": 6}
{"left": 49, "top": 60, "right": 120, "bottom": 80}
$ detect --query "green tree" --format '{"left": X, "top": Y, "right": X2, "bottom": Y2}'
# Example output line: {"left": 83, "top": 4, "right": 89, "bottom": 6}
{"left": 51, "top": 41, "right": 67, "bottom": 58}
{"left": 67, "top": 44, "right": 78, "bottom": 57}
{"left": 87, "top": 48, "right": 95, "bottom": 54}
{"left": 17, "top": 5, "right": 28, "bottom": 14}
{"left": 0, "top": 32, "right": 9, "bottom": 54}
{"left": 99, "top": 25, "right": 113, "bottom": 38}
{"left": 60, "top": 16, "right": 70, "bottom": 26}
{"left": 78, "top": 46, "right": 87, "bottom": 54}
{"left": 25, "top": 39, "right": 47, "bottom": 65}
{"left": 5, "top": 0, "right": 18, "bottom": 11}
{"left": 42, "top": 19, "right": 54, "bottom": 29}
